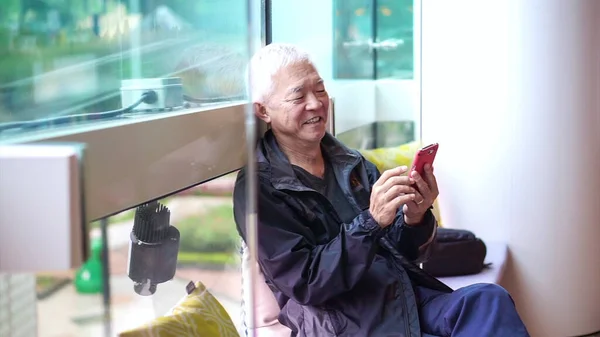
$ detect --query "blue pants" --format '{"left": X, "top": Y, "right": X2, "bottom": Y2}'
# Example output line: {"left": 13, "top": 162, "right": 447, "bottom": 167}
{"left": 415, "top": 283, "right": 530, "bottom": 337}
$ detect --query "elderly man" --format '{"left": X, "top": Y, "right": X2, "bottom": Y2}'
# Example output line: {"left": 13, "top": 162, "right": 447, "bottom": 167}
{"left": 233, "top": 43, "right": 529, "bottom": 337}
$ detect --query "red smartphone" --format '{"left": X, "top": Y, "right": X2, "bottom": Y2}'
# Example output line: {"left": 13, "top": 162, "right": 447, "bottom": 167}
{"left": 410, "top": 143, "right": 439, "bottom": 177}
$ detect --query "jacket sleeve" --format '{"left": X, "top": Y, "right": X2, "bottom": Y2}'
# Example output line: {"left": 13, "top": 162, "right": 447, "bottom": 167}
{"left": 233, "top": 169, "right": 386, "bottom": 306}
{"left": 363, "top": 159, "right": 438, "bottom": 263}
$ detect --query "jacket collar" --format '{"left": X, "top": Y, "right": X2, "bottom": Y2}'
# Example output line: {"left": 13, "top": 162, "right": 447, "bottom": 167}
{"left": 257, "top": 129, "right": 361, "bottom": 191}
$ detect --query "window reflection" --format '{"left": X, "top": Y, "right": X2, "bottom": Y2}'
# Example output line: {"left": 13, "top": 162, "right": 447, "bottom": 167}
{"left": 0, "top": 0, "right": 248, "bottom": 138}
{"left": 333, "top": 0, "right": 414, "bottom": 79}
{"left": 34, "top": 173, "right": 242, "bottom": 336}
{"left": 376, "top": 0, "right": 414, "bottom": 79}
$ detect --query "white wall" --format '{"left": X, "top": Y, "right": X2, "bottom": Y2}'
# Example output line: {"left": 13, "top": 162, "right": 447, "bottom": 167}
{"left": 375, "top": 80, "right": 418, "bottom": 121}
{"left": 421, "top": 1, "right": 600, "bottom": 336}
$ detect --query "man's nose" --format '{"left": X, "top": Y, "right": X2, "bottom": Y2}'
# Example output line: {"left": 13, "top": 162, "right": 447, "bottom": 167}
{"left": 305, "top": 93, "right": 323, "bottom": 110}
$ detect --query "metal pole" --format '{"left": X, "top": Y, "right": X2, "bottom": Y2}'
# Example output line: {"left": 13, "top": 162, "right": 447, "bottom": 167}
{"left": 264, "top": 0, "right": 272, "bottom": 45}
{"left": 244, "top": 0, "right": 261, "bottom": 336}
{"left": 99, "top": 217, "right": 112, "bottom": 337}
{"left": 371, "top": 0, "right": 379, "bottom": 80}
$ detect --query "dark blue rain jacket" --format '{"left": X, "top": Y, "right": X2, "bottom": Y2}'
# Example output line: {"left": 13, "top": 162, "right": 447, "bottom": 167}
{"left": 233, "top": 130, "right": 452, "bottom": 336}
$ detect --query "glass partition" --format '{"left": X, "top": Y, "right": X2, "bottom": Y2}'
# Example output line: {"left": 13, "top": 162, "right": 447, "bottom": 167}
{"left": 1, "top": 0, "right": 258, "bottom": 336}
{"left": 0, "top": 0, "right": 249, "bottom": 141}
{"left": 1, "top": 1, "right": 422, "bottom": 336}
{"left": 333, "top": 0, "right": 375, "bottom": 80}
{"left": 375, "top": 0, "right": 415, "bottom": 79}
{"left": 31, "top": 174, "right": 243, "bottom": 336}
{"left": 333, "top": 0, "right": 414, "bottom": 80}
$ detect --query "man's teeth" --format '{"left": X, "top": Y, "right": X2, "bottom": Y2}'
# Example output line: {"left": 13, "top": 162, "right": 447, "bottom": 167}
{"left": 306, "top": 117, "right": 321, "bottom": 124}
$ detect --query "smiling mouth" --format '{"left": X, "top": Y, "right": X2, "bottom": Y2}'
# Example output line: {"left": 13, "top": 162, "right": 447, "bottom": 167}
{"left": 304, "top": 117, "right": 323, "bottom": 125}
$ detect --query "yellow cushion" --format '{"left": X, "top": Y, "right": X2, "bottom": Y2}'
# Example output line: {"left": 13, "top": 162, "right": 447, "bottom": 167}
{"left": 358, "top": 141, "right": 444, "bottom": 227}
{"left": 359, "top": 140, "right": 423, "bottom": 171}
{"left": 118, "top": 281, "right": 238, "bottom": 337}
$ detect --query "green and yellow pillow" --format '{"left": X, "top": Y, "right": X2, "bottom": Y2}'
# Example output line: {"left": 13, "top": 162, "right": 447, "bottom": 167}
{"left": 119, "top": 281, "right": 238, "bottom": 337}
{"left": 359, "top": 141, "right": 444, "bottom": 227}
{"left": 359, "top": 140, "right": 422, "bottom": 171}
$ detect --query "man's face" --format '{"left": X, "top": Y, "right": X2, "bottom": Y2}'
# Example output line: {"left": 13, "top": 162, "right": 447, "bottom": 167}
{"left": 256, "top": 61, "right": 330, "bottom": 145}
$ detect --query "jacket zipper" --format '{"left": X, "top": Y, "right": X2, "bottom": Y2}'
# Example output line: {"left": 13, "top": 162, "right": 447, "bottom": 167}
{"left": 399, "top": 279, "right": 412, "bottom": 337}
{"left": 380, "top": 237, "right": 418, "bottom": 337}
{"left": 282, "top": 159, "right": 419, "bottom": 335}
{"left": 340, "top": 167, "right": 416, "bottom": 337}
{"left": 329, "top": 159, "right": 414, "bottom": 336}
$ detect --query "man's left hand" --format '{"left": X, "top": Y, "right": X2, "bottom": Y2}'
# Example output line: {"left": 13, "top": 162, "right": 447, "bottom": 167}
{"left": 403, "top": 164, "right": 439, "bottom": 225}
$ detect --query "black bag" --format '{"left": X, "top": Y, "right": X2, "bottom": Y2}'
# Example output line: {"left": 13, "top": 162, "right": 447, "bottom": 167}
{"left": 422, "top": 228, "right": 489, "bottom": 277}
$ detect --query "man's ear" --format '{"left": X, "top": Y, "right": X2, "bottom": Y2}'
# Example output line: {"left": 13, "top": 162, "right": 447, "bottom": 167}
{"left": 254, "top": 103, "right": 270, "bottom": 123}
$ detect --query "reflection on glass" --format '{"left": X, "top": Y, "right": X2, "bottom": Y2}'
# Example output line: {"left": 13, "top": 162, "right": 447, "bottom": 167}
{"left": 34, "top": 173, "right": 242, "bottom": 336}
{"left": 333, "top": 0, "right": 414, "bottom": 79}
{"left": 333, "top": 0, "right": 375, "bottom": 79}
{"left": 0, "top": 0, "right": 248, "bottom": 139}
{"left": 376, "top": 0, "right": 414, "bottom": 79}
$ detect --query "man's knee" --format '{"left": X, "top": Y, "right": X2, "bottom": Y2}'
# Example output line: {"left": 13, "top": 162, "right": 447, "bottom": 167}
{"left": 450, "top": 284, "right": 529, "bottom": 336}
{"left": 461, "top": 283, "right": 515, "bottom": 307}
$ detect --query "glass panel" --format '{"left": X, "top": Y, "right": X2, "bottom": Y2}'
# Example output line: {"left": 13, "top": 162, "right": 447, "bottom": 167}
{"left": 376, "top": 0, "right": 414, "bottom": 79}
{"left": 333, "top": 0, "right": 375, "bottom": 79}
{"left": 0, "top": 0, "right": 249, "bottom": 140}
{"left": 332, "top": 0, "right": 415, "bottom": 80}
{"left": 372, "top": 0, "right": 419, "bottom": 145}
{"left": 34, "top": 174, "right": 242, "bottom": 336}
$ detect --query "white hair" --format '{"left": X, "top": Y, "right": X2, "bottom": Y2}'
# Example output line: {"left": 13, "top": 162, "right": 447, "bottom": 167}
{"left": 246, "top": 43, "right": 314, "bottom": 104}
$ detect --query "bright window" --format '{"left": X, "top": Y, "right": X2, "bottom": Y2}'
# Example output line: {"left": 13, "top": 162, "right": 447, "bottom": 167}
{"left": 30, "top": 175, "right": 243, "bottom": 336}
{"left": 0, "top": 0, "right": 253, "bottom": 140}
{"left": 0, "top": 1, "right": 421, "bottom": 336}
{"left": 333, "top": 0, "right": 415, "bottom": 79}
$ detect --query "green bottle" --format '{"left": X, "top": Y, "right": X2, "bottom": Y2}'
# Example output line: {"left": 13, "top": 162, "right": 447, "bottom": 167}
{"left": 74, "top": 237, "right": 104, "bottom": 294}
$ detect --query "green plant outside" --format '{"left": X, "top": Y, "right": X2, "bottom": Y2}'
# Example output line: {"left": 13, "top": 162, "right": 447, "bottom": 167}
{"left": 191, "top": 190, "right": 233, "bottom": 197}
{"left": 176, "top": 204, "right": 239, "bottom": 255}
{"left": 89, "top": 209, "right": 135, "bottom": 229}
{"left": 36, "top": 275, "right": 71, "bottom": 299}
{"left": 36, "top": 275, "right": 60, "bottom": 289}
{"left": 86, "top": 199, "right": 240, "bottom": 267}
{"left": 177, "top": 251, "right": 237, "bottom": 266}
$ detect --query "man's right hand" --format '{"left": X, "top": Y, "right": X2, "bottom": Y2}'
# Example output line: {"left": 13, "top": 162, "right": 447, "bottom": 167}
{"left": 369, "top": 166, "right": 416, "bottom": 228}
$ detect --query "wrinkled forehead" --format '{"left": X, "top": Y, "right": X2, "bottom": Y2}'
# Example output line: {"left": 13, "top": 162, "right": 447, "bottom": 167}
{"left": 272, "top": 61, "right": 323, "bottom": 95}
